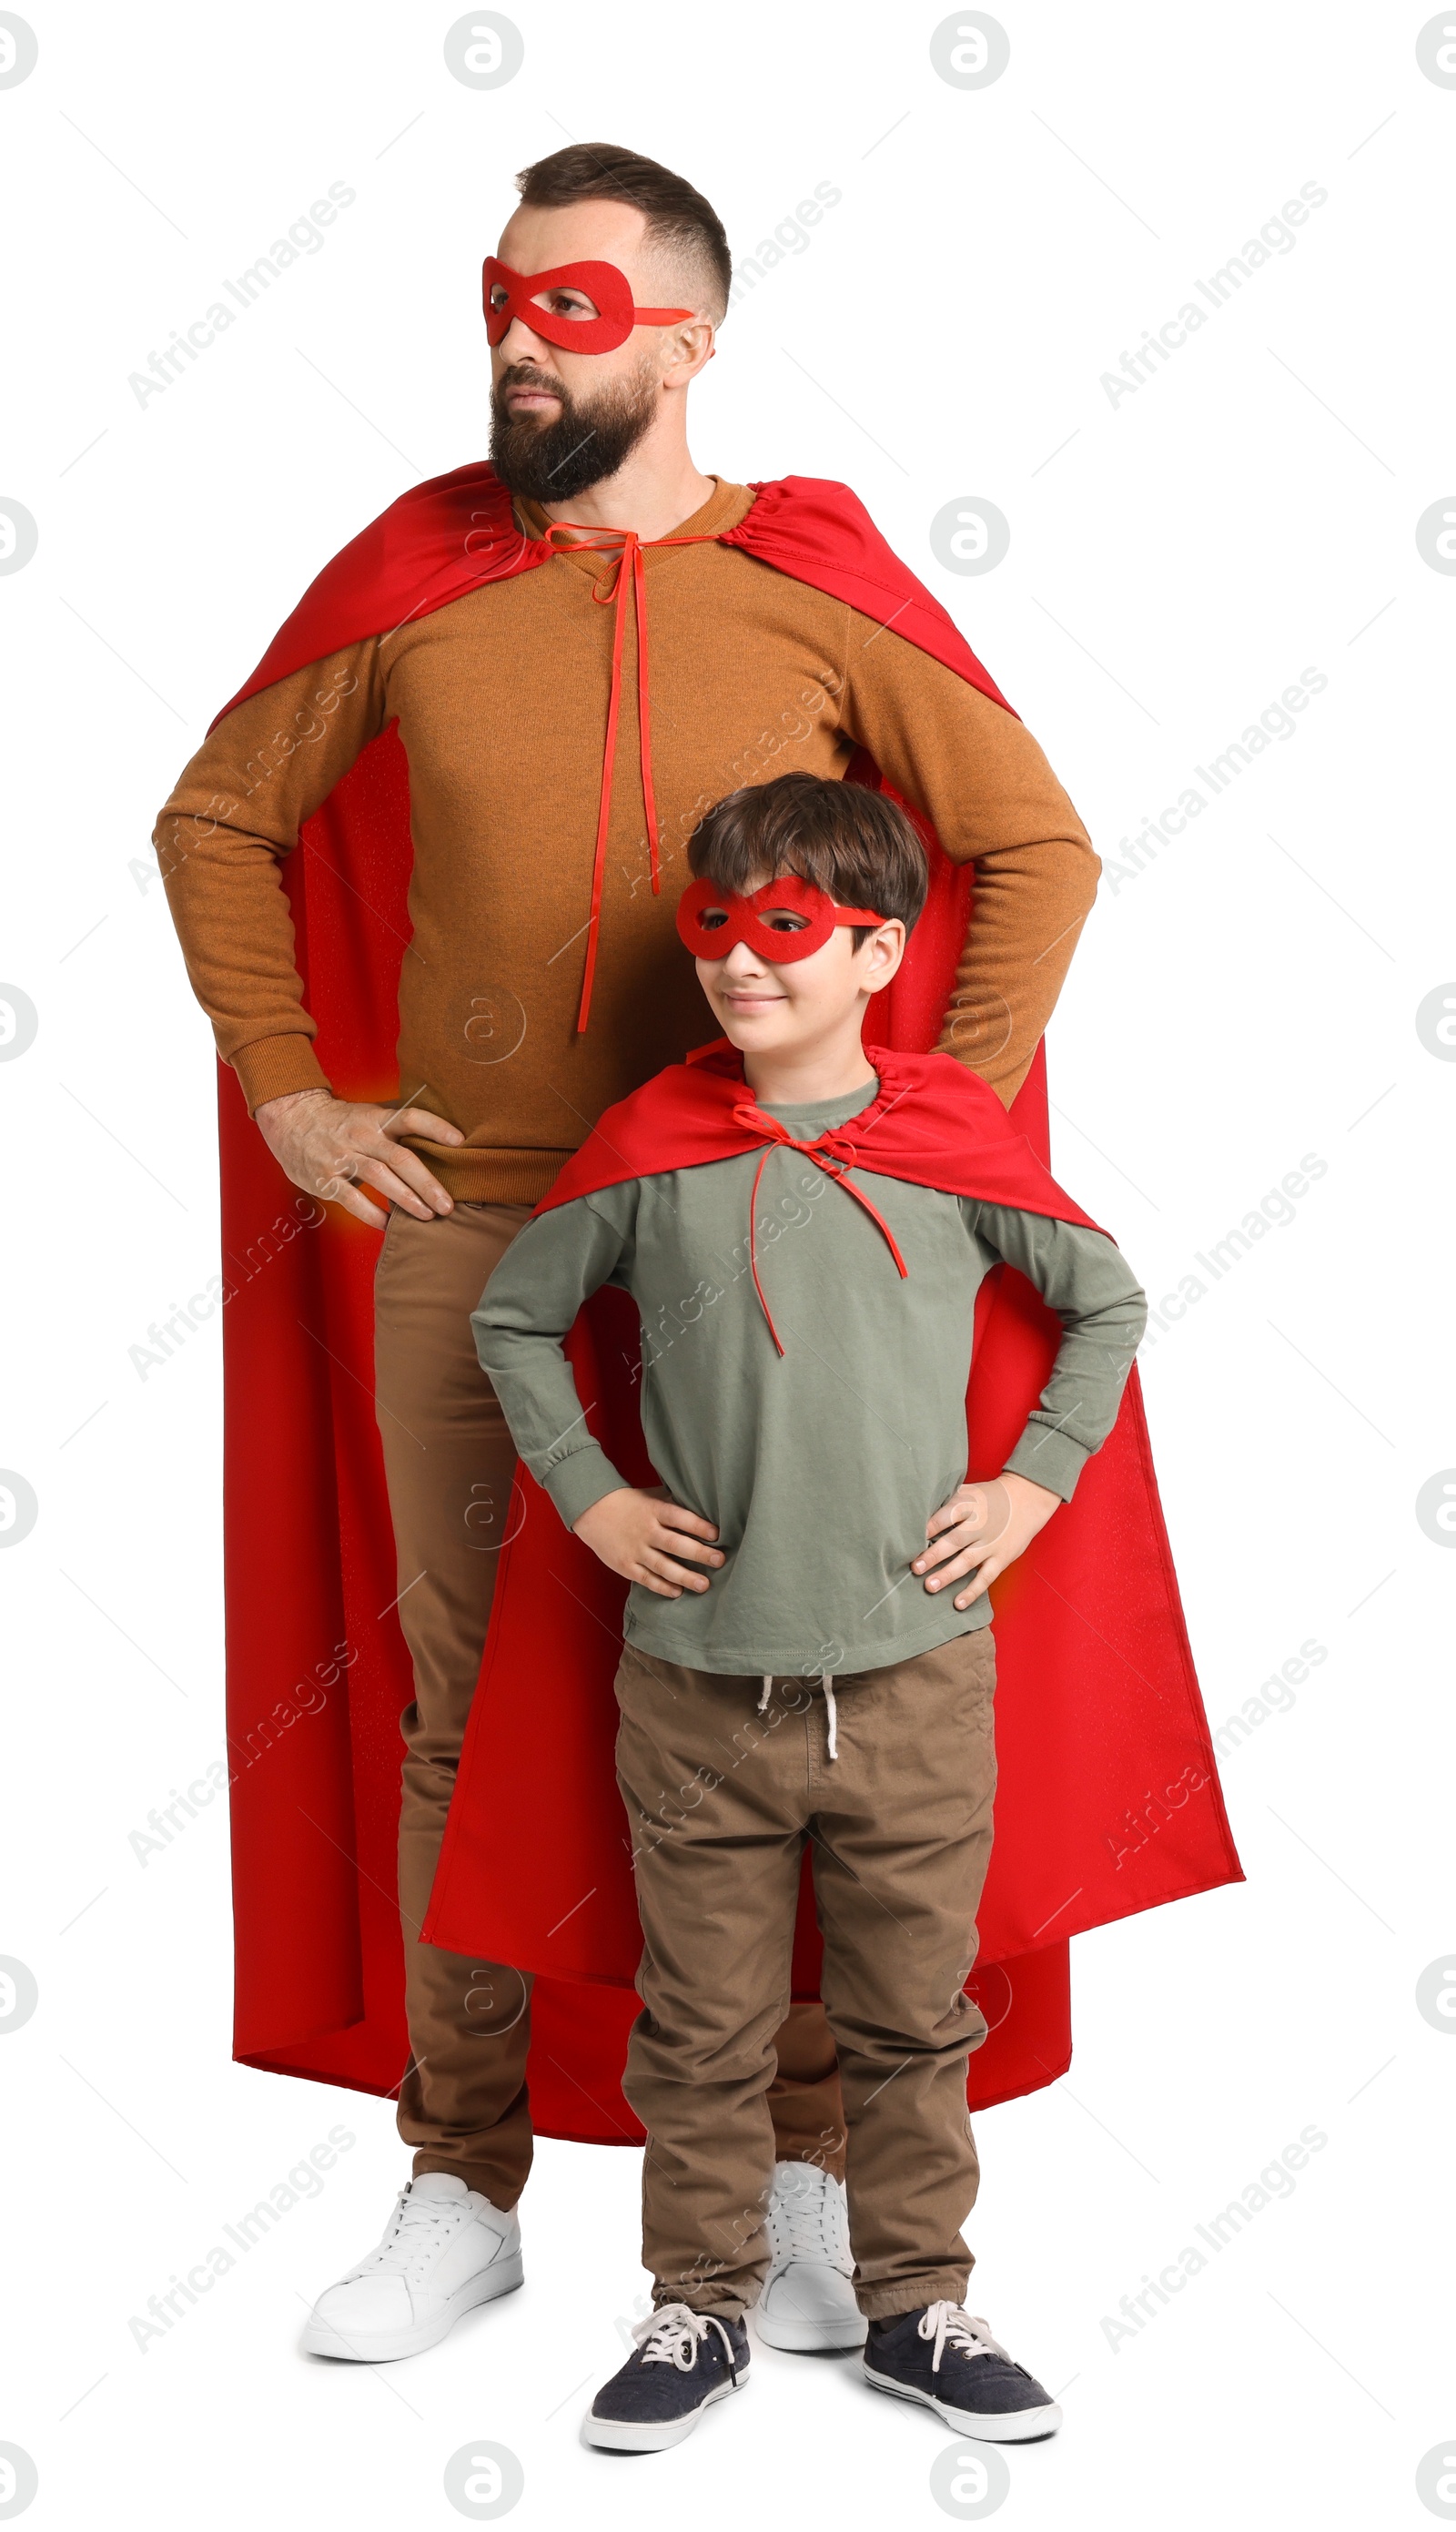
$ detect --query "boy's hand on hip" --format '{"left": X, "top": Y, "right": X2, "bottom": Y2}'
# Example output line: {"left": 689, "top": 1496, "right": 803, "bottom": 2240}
{"left": 914, "top": 1471, "right": 1062, "bottom": 1611}
{"left": 572, "top": 1487, "right": 723, "bottom": 1599}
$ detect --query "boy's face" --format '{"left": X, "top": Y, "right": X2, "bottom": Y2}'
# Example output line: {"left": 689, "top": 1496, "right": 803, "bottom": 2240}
{"left": 693, "top": 874, "right": 905, "bottom": 1057}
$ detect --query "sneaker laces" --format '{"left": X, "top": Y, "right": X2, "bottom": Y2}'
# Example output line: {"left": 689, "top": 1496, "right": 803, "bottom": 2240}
{"left": 917, "top": 2304, "right": 1010, "bottom": 2374}
{"left": 772, "top": 2166, "right": 850, "bottom": 2270}
{"left": 634, "top": 2302, "right": 740, "bottom": 2379}
{"left": 357, "top": 2184, "right": 466, "bottom": 2280}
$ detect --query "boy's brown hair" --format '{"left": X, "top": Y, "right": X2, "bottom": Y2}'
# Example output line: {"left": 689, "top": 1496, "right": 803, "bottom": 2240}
{"left": 686, "top": 773, "right": 929, "bottom": 945}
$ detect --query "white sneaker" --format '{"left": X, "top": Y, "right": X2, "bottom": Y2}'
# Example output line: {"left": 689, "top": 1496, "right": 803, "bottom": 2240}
{"left": 754, "top": 2160, "right": 865, "bottom": 2352}
{"left": 301, "top": 2172, "right": 523, "bottom": 2361}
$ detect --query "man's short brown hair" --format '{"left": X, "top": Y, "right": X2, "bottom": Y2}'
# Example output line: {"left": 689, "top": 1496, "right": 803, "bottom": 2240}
{"left": 687, "top": 773, "right": 929, "bottom": 942}
{"left": 514, "top": 143, "right": 732, "bottom": 320}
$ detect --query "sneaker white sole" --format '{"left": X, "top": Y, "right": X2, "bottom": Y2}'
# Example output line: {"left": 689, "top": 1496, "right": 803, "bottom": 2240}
{"left": 300, "top": 2249, "right": 524, "bottom": 2362}
{"left": 754, "top": 2304, "right": 866, "bottom": 2353}
{"left": 581, "top": 2369, "right": 748, "bottom": 2453}
{"left": 863, "top": 2364, "right": 1062, "bottom": 2442}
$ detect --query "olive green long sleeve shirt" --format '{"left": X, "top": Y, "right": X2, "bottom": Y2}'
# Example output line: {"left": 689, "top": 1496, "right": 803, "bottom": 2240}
{"left": 473, "top": 1079, "right": 1147, "bottom": 1678}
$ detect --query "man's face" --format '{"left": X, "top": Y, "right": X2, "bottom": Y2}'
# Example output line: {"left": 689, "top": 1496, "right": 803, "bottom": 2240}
{"left": 488, "top": 199, "right": 699, "bottom": 503}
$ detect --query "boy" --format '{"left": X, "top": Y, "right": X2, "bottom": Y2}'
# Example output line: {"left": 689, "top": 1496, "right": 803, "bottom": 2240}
{"left": 470, "top": 771, "right": 1148, "bottom": 2451}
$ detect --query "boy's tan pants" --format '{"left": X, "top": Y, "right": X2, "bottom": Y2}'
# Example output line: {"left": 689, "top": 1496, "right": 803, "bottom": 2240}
{"left": 613, "top": 1631, "right": 998, "bottom": 2320}
{"left": 373, "top": 1202, "right": 848, "bottom": 2209}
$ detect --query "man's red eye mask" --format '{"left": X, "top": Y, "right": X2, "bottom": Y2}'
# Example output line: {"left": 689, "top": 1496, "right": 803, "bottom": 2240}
{"left": 482, "top": 257, "right": 692, "bottom": 354}
{"left": 675, "top": 875, "right": 886, "bottom": 964}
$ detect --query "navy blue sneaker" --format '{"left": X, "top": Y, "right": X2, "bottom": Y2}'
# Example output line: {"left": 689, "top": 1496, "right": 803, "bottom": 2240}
{"left": 584, "top": 2302, "right": 750, "bottom": 2452}
{"left": 864, "top": 2303, "right": 1061, "bottom": 2441}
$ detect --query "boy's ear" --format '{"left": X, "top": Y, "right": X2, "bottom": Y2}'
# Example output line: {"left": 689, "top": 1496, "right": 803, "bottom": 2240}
{"left": 860, "top": 917, "right": 906, "bottom": 994}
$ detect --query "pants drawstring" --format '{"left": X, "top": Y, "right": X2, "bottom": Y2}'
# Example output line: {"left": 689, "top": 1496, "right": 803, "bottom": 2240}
{"left": 758, "top": 1672, "right": 837, "bottom": 1757}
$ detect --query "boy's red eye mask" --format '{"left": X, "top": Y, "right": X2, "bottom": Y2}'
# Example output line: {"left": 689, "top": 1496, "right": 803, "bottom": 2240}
{"left": 675, "top": 874, "right": 886, "bottom": 964}
{"left": 482, "top": 257, "right": 693, "bottom": 353}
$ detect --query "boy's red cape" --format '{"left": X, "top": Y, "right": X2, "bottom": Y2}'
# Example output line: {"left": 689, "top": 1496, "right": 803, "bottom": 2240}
{"left": 212, "top": 463, "right": 1241, "bottom": 2139}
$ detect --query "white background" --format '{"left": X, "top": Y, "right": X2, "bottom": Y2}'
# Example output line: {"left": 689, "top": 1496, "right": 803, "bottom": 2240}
{"left": 2, "top": 3, "right": 1452, "bottom": 2526}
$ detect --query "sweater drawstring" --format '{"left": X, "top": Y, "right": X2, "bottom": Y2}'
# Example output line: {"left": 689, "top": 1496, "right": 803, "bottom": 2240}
{"left": 758, "top": 1674, "right": 773, "bottom": 1715}
{"left": 541, "top": 521, "right": 721, "bottom": 1034}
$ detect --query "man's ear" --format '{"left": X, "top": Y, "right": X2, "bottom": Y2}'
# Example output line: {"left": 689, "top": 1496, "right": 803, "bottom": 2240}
{"left": 662, "top": 317, "right": 716, "bottom": 389}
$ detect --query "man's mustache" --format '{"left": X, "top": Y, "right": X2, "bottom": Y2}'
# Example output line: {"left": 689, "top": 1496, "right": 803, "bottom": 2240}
{"left": 497, "top": 364, "right": 564, "bottom": 400}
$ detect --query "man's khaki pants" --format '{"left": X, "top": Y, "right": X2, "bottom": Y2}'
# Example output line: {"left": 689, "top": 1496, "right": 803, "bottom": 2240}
{"left": 613, "top": 1634, "right": 998, "bottom": 2320}
{"left": 374, "top": 1203, "right": 849, "bottom": 2209}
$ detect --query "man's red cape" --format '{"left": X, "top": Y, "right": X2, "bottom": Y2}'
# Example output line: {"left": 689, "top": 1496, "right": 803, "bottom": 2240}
{"left": 212, "top": 464, "right": 1240, "bottom": 2138}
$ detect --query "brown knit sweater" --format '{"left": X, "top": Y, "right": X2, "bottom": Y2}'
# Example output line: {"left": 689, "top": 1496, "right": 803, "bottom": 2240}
{"left": 155, "top": 477, "right": 1099, "bottom": 1204}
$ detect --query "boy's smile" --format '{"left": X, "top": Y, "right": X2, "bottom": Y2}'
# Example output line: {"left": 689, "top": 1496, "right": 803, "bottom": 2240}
{"left": 713, "top": 940, "right": 793, "bottom": 1018}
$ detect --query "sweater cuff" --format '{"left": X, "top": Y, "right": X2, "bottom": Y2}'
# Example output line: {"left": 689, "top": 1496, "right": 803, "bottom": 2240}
{"left": 1004, "top": 1424, "right": 1094, "bottom": 1503}
{"left": 234, "top": 1034, "right": 333, "bottom": 1115}
{"left": 542, "top": 1443, "right": 630, "bottom": 1531}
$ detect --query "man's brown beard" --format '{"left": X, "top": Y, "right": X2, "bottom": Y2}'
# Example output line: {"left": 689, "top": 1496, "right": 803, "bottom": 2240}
{"left": 489, "top": 360, "right": 659, "bottom": 503}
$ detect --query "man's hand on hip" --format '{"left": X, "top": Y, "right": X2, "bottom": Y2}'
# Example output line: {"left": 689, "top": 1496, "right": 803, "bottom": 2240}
{"left": 255, "top": 1088, "right": 464, "bottom": 1230}
{"left": 913, "top": 1470, "right": 1062, "bottom": 1611}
